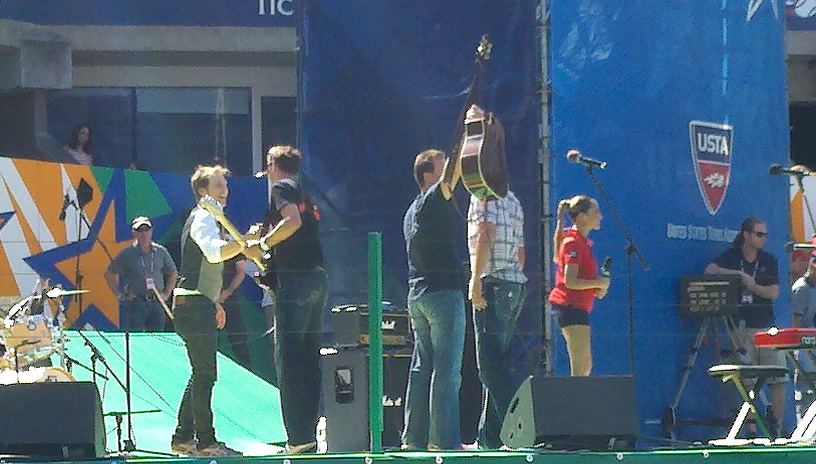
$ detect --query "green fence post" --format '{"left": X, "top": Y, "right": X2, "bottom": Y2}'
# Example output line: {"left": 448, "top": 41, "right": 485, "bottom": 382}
{"left": 368, "top": 232, "right": 383, "bottom": 453}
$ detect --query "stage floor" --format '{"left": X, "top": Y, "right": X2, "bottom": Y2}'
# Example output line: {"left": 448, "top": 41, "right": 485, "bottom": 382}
{"left": 7, "top": 446, "right": 815, "bottom": 464}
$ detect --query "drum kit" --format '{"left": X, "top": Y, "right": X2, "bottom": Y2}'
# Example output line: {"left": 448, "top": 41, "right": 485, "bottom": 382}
{"left": 0, "top": 287, "right": 88, "bottom": 385}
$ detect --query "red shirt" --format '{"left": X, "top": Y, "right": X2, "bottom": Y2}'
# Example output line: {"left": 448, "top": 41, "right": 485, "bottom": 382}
{"left": 548, "top": 228, "right": 598, "bottom": 312}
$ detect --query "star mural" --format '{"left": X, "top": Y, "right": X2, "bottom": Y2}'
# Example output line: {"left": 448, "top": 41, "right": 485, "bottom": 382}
{"left": 24, "top": 170, "right": 130, "bottom": 329}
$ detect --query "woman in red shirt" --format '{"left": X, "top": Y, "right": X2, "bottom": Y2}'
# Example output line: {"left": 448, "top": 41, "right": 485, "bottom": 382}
{"left": 548, "top": 195, "right": 610, "bottom": 376}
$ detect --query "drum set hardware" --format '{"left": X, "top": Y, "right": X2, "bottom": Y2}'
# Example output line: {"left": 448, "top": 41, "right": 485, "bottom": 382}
{"left": 0, "top": 286, "right": 90, "bottom": 384}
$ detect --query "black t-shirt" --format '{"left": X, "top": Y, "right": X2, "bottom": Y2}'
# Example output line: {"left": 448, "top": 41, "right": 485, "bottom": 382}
{"left": 403, "top": 181, "right": 463, "bottom": 299}
{"left": 265, "top": 178, "right": 324, "bottom": 274}
{"left": 713, "top": 247, "right": 779, "bottom": 328}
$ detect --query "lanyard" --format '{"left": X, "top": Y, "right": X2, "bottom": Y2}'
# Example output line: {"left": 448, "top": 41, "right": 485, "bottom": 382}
{"left": 139, "top": 248, "right": 155, "bottom": 275}
{"left": 740, "top": 259, "right": 758, "bottom": 279}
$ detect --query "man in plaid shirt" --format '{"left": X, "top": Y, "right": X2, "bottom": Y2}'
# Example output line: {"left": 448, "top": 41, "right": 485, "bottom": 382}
{"left": 467, "top": 190, "right": 527, "bottom": 449}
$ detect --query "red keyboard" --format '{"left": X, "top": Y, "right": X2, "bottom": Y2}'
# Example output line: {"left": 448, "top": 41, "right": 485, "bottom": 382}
{"left": 754, "top": 328, "right": 816, "bottom": 349}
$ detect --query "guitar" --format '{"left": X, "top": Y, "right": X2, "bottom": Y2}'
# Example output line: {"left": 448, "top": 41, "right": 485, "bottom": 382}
{"left": 443, "top": 35, "right": 508, "bottom": 200}
{"left": 198, "top": 195, "right": 267, "bottom": 274}
{"left": 459, "top": 104, "right": 508, "bottom": 200}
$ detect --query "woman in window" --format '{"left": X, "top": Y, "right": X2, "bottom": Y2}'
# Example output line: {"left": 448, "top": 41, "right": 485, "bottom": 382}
{"left": 64, "top": 124, "right": 94, "bottom": 165}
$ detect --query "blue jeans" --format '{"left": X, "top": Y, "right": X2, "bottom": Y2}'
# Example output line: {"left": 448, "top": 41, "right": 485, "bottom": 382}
{"left": 274, "top": 268, "right": 328, "bottom": 446}
{"left": 473, "top": 279, "right": 526, "bottom": 448}
{"left": 402, "top": 289, "right": 465, "bottom": 449}
{"left": 121, "top": 300, "right": 165, "bottom": 331}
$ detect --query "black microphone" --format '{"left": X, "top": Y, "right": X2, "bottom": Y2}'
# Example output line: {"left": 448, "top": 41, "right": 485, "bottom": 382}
{"left": 770, "top": 164, "right": 813, "bottom": 177}
{"left": 567, "top": 150, "right": 608, "bottom": 170}
{"left": 600, "top": 257, "right": 612, "bottom": 277}
{"left": 58, "top": 194, "right": 71, "bottom": 221}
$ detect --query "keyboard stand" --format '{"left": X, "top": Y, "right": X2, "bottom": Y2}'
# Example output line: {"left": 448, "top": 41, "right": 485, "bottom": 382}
{"left": 708, "top": 364, "right": 788, "bottom": 446}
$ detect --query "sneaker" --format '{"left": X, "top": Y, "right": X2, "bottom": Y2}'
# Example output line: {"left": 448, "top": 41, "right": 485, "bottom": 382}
{"left": 284, "top": 441, "right": 317, "bottom": 454}
{"left": 170, "top": 438, "right": 198, "bottom": 455}
{"left": 195, "top": 442, "right": 243, "bottom": 457}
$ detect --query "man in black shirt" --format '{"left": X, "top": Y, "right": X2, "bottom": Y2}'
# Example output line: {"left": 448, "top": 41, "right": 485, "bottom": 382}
{"left": 254, "top": 145, "right": 327, "bottom": 454}
{"left": 401, "top": 148, "right": 466, "bottom": 450}
{"left": 705, "top": 216, "right": 784, "bottom": 432}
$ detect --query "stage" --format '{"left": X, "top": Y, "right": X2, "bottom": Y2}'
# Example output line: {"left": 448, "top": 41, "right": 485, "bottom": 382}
{"left": 3, "top": 332, "right": 816, "bottom": 462}
{"left": 0, "top": 446, "right": 814, "bottom": 464}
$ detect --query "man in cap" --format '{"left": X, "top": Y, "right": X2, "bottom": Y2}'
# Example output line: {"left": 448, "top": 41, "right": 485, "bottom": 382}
{"left": 105, "top": 216, "right": 178, "bottom": 331}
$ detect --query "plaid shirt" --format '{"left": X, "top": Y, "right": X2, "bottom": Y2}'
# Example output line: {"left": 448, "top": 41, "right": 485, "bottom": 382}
{"left": 467, "top": 190, "right": 527, "bottom": 284}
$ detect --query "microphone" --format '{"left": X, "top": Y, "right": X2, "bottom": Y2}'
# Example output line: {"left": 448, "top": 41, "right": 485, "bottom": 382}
{"left": 58, "top": 194, "right": 71, "bottom": 221}
{"left": 567, "top": 150, "right": 607, "bottom": 170}
{"left": 769, "top": 164, "right": 813, "bottom": 177}
{"left": 600, "top": 257, "right": 612, "bottom": 277}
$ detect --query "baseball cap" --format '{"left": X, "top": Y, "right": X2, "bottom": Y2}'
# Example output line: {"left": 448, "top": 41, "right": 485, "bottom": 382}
{"left": 131, "top": 216, "right": 152, "bottom": 230}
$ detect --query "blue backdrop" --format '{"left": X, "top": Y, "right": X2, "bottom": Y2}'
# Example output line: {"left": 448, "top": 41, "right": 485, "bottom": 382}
{"left": 299, "top": 0, "right": 542, "bottom": 367}
{"left": 301, "top": 0, "right": 791, "bottom": 445}
{"left": 550, "top": 0, "right": 790, "bottom": 441}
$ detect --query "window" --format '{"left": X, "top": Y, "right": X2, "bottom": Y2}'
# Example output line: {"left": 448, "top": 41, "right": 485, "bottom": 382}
{"left": 47, "top": 87, "right": 253, "bottom": 175}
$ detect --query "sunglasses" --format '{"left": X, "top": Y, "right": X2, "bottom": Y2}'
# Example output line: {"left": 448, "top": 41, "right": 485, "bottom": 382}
{"left": 751, "top": 231, "right": 768, "bottom": 238}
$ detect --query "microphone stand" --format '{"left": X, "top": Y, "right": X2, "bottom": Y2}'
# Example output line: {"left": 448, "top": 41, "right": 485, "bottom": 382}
{"left": 76, "top": 329, "right": 126, "bottom": 392}
{"left": 582, "top": 165, "right": 649, "bottom": 376}
{"left": 63, "top": 190, "right": 114, "bottom": 323}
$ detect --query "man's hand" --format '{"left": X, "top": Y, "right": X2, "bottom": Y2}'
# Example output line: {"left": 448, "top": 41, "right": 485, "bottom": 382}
{"left": 469, "top": 277, "right": 488, "bottom": 310}
{"left": 245, "top": 223, "right": 264, "bottom": 240}
{"left": 215, "top": 302, "right": 227, "bottom": 329}
{"left": 741, "top": 273, "right": 756, "bottom": 290}
{"left": 596, "top": 287, "right": 608, "bottom": 299}
{"left": 242, "top": 242, "right": 264, "bottom": 262}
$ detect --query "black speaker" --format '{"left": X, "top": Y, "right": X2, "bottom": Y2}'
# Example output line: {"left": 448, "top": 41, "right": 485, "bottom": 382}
{"left": 500, "top": 375, "right": 639, "bottom": 450}
{"left": 0, "top": 382, "right": 105, "bottom": 458}
{"left": 321, "top": 349, "right": 410, "bottom": 451}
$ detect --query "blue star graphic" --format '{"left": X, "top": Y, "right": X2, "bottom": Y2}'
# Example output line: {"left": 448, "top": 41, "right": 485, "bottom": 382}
{"left": 23, "top": 170, "right": 129, "bottom": 329}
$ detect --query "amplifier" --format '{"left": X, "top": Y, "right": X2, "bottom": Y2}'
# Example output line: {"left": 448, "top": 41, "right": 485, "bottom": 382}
{"left": 331, "top": 303, "right": 412, "bottom": 347}
{"left": 678, "top": 275, "right": 741, "bottom": 317}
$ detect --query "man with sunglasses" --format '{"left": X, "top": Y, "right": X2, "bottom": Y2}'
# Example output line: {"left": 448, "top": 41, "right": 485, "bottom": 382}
{"left": 705, "top": 216, "right": 784, "bottom": 434}
{"left": 105, "top": 215, "right": 178, "bottom": 331}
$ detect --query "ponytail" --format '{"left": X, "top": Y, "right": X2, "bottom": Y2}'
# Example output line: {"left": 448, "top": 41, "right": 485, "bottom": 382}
{"left": 553, "top": 199, "right": 569, "bottom": 264}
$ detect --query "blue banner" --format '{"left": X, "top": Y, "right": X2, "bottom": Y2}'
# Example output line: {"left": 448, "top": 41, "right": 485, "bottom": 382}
{"left": 551, "top": 0, "right": 789, "bottom": 441}
{"left": 0, "top": 0, "right": 295, "bottom": 27}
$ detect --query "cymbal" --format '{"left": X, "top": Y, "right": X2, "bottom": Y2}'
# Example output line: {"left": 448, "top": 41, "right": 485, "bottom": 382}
{"left": 46, "top": 288, "right": 89, "bottom": 299}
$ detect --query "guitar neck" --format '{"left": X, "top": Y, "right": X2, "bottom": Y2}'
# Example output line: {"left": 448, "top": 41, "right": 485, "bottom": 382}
{"left": 198, "top": 197, "right": 266, "bottom": 271}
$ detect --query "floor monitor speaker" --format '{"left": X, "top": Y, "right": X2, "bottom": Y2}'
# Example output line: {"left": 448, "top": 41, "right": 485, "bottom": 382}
{"left": 500, "top": 375, "right": 638, "bottom": 450}
{"left": 0, "top": 381, "right": 105, "bottom": 458}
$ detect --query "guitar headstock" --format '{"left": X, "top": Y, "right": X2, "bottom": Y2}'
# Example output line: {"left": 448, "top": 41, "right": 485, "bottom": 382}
{"left": 476, "top": 34, "right": 492, "bottom": 63}
{"left": 199, "top": 194, "right": 224, "bottom": 214}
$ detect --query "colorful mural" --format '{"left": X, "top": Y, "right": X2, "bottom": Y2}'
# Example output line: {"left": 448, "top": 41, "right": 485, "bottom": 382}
{"left": 0, "top": 157, "right": 266, "bottom": 329}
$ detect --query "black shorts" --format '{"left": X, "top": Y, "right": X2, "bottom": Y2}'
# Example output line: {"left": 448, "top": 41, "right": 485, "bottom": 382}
{"left": 553, "top": 303, "right": 590, "bottom": 327}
